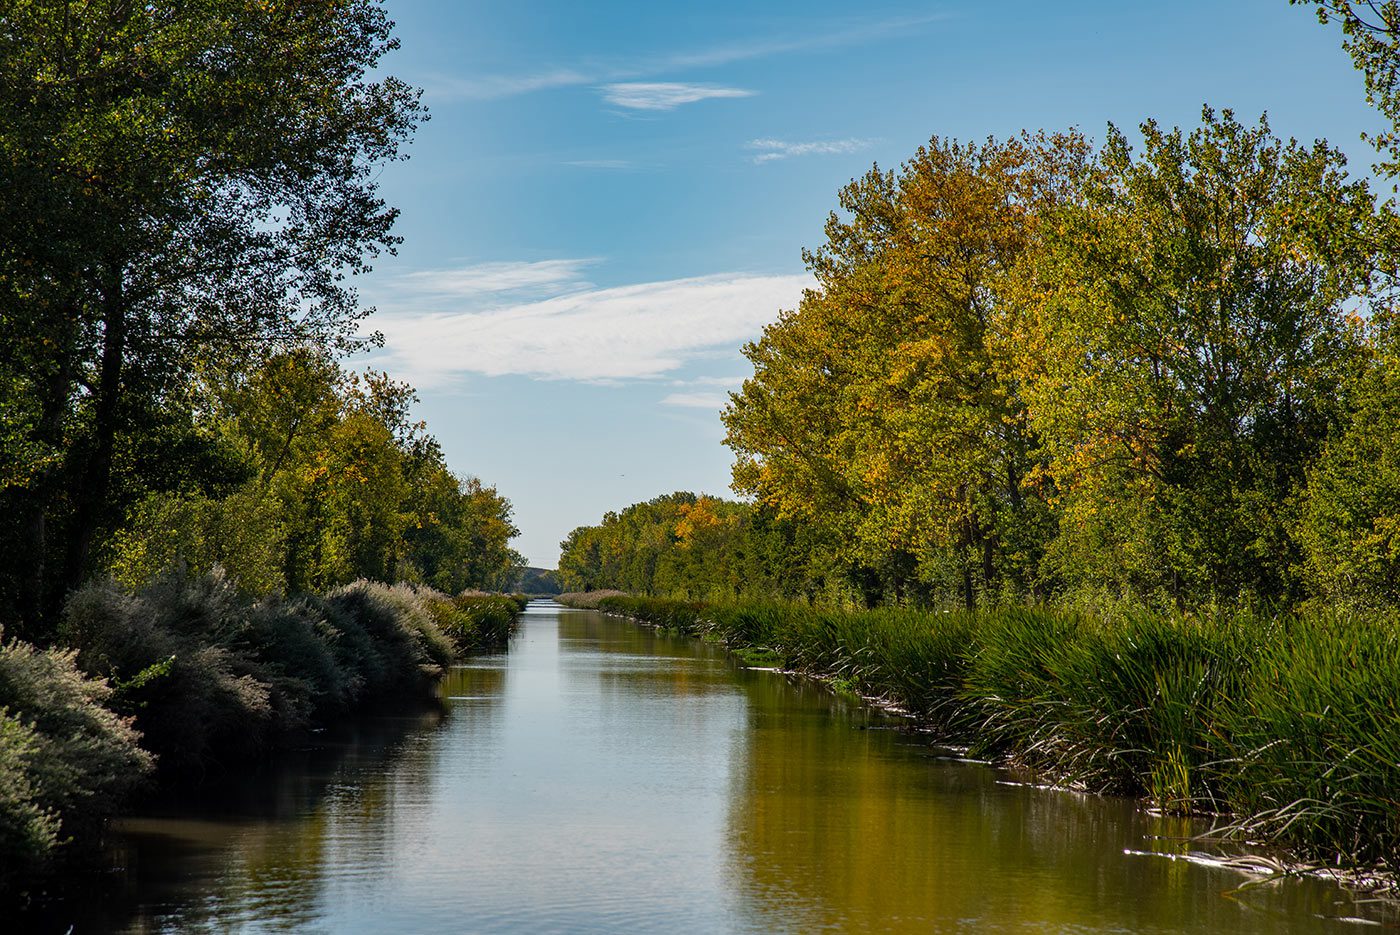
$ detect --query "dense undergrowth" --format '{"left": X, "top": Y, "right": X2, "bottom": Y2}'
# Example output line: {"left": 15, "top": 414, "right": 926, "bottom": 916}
{"left": 1, "top": 572, "right": 526, "bottom": 893}
{"left": 561, "top": 592, "right": 1400, "bottom": 872}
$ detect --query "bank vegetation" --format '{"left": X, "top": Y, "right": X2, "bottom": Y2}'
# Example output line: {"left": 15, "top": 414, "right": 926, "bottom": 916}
{"left": 556, "top": 1, "right": 1400, "bottom": 880}
{"left": 0, "top": 1, "right": 529, "bottom": 899}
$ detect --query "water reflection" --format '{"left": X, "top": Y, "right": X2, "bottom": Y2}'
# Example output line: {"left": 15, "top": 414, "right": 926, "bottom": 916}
{"left": 723, "top": 670, "right": 1393, "bottom": 932}
{"left": 26, "top": 602, "right": 1399, "bottom": 933}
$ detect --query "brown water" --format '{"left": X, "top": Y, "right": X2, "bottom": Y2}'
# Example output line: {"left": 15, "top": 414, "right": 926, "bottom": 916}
{"left": 33, "top": 601, "right": 1399, "bottom": 932}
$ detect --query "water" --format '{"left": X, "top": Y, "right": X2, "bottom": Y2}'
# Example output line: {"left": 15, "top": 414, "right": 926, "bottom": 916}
{"left": 34, "top": 601, "right": 1398, "bottom": 932}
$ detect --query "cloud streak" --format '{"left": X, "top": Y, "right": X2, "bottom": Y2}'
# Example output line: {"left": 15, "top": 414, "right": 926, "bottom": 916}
{"left": 425, "top": 14, "right": 949, "bottom": 103}
{"left": 660, "top": 391, "right": 732, "bottom": 410}
{"left": 397, "top": 259, "right": 599, "bottom": 297}
{"left": 748, "top": 137, "right": 877, "bottom": 163}
{"left": 564, "top": 159, "right": 637, "bottom": 170}
{"left": 370, "top": 265, "right": 808, "bottom": 386}
{"left": 600, "top": 82, "right": 755, "bottom": 111}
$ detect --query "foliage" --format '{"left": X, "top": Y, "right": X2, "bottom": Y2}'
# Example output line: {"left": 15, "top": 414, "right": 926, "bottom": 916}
{"left": 597, "top": 593, "right": 1400, "bottom": 868}
{"left": 557, "top": 493, "right": 833, "bottom": 602}
{"left": 555, "top": 590, "right": 629, "bottom": 610}
{"left": 0, "top": 633, "right": 152, "bottom": 888}
{"left": 57, "top": 570, "right": 518, "bottom": 776}
{"left": 1298, "top": 1, "right": 1400, "bottom": 176}
{"left": 516, "top": 567, "right": 563, "bottom": 595}
{"left": 101, "top": 350, "right": 527, "bottom": 598}
{"left": 1299, "top": 316, "right": 1400, "bottom": 604}
{"left": 726, "top": 133, "right": 1089, "bottom": 607}
{"left": 1009, "top": 108, "right": 1385, "bottom": 605}
{"left": 0, "top": 0, "right": 423, "bottom": 640}
{"left": 405, "top": 588, "right": 522, "bottom": 654}
{"left": 708, "top": 109, "right": 1397, "bottom": 610}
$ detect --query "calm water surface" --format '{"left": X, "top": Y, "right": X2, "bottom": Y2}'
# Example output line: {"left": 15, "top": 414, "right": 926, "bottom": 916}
{"left": 39, "top": 601, "right": 1399, "bottom": 932}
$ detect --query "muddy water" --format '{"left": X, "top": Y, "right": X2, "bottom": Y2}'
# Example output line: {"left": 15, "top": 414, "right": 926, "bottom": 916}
{"left": 38, "top": 601, "right": 1397, "bottom": 932}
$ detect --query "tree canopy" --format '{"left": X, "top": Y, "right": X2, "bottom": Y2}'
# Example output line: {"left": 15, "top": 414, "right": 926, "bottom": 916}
{"left": 575, "top": 109, "right": 1400, "bottom": 611}
{"left": 0, "top": 1, "right": 425, "bottom": 636}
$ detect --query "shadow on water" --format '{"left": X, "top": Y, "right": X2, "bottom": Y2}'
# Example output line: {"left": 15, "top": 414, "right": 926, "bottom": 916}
{"left": 20, "top": 654, "right": 513, "bottom": 935}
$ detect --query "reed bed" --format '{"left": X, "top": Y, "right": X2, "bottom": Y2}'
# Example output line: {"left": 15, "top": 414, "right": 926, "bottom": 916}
{"left": 591, "top": 594, "right": 1400, "bottom": 871}
{"left": 554, "top": 590, "right": 629, "bottom": 610}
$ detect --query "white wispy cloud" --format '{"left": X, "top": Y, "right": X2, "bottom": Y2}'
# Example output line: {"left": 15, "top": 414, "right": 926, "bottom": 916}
{"left": 422, "top": 69, "right": 593, "bottom": 101}
{"left": 748, "top": 137, "right": 877, "bottom": 163}
{"left": 424, "top": 14, "right": 949, "bottom": 103}
{"left": 655, "top": 14, "right": 949, "bottom": 71}
{"left": 600, "top": 82, "right": 755, "bottom": 111}
{"left": 671, "top": 375, "right": 748, "bottom": 387}
{"left": 370, "top": 268, "right": 809, "bottom": 386}
{"left": 397, "top": 259, "right": 598, "bottom": 298}
{"left": 564, "top": 159, "right": 637, "bottom": 170}
{"left": 660, "top": 391, "right": 732, "bottom": 410}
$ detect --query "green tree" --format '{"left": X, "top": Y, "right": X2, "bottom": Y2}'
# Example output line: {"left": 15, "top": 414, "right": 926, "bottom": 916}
{"left": 0, "top": 0, "right": 422, "bottom": 638}
{"left": 1300, "top": 314, "right": 1400, "bottom": 603}
{"left": 1006, "top": 109, "right": 1388, "bottom": 603}
{"left": 1297, "top": 1, "right": 1400, "bottom": 176}
{"left": 725, "top": 134, "right": 1088, "bottom": 606}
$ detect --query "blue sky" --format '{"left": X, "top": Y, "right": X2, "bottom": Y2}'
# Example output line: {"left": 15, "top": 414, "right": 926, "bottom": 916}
{"left": 356, "top": 0, "right": 1381, "bottom": 567}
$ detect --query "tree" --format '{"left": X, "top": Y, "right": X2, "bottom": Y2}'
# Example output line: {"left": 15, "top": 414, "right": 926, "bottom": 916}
{"left": 1299, "top": 313, "right": 1400, "bottom": 604}
{"left": 1005, "top": 109, "right": 1389, "bottom": 603}
{"left": 724, "top": 134, "right": 1088, "bottom": 607}
{"left": 0, "top": 1, "right": 422, "bottom": 637}
{"left": 1297, "top": 1, "right": 1400, "bottom": 176}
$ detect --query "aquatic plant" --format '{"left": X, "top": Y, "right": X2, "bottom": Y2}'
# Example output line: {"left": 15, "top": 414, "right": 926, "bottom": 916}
{"left": 589, "top": 593, "right": 1400, "bottom": 870}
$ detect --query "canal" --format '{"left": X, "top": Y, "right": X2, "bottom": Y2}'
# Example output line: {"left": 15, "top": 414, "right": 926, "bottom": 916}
{"left": 41, "top": 600, "right": 1396, "bottom": 932}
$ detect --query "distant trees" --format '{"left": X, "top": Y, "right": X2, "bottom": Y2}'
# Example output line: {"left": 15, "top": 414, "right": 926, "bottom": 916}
{"left": 558, "top": 493, "right": 818, "bottom": 602}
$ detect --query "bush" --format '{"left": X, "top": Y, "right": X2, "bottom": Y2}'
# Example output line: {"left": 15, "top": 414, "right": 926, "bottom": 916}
{"left": 322, "top": 580, "right": 453, "bottom": 694}
{"left": 60, "top": 572, "right": 278, "bottom": 773}
{"left": 0, "top": 635, "right": 152, "bottom": 888}
{"left": 444, "top": 592, "right": 523, "bottom": 650}
{"left": 1, "top": 571, "right": 520, "bottom": 895}
{"left": 554, "top": 590, "right": 627, "bottom": 609}
{"left": 58, "top": 571, "right": 475, "bottom": 775}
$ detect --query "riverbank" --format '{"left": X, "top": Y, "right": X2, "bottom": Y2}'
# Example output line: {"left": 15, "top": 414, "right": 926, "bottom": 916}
{"left": 2, "top": 572, "right": 527, "bottom": 899}
{"left": 557, "top": 593, "right": 1400, "bottom": 883}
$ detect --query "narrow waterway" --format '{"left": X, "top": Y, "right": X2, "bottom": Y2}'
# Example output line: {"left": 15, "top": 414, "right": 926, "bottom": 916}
{"left": 40, "top": 601, "right": 1398, "bottom": 932}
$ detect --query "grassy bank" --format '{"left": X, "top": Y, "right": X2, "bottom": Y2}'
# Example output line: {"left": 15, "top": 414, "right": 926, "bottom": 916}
{"left": 562, "top": 593, "right": 1400, "bottom": 873}
{"left": 2, "top": 572, "right": 526, "bottom": 893}
{"left": 554, "top": 590, "right": 628, "bottom": 609}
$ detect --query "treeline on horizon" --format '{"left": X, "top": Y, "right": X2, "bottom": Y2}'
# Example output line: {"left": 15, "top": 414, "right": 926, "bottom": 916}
{"left": 563, "top": 111, "right": 1400, "bottom": 610}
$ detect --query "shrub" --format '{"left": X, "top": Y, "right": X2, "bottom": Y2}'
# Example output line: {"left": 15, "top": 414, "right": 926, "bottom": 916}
{"left": 60, "top": 573, "right": 277, "bottom": 773}
{"left": 555, "top": 590, "right": 627, "bottom": 609}
{"left": 58, "top": 572, "right": 470, "bottom": 775}
{"left": 0, "top": 635, "right": 152, "bottom": 887}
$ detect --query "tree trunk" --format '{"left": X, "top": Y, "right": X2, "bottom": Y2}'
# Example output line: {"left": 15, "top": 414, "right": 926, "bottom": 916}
{"left": 15, "top": 304, "right": 79, "bottom": 641}
{"left": 52, "top": 273, "right": 127, "bottom": 624}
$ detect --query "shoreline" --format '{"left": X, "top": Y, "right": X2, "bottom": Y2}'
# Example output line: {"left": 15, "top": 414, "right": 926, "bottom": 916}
{"left": 563, "top": 593, "right": 1400, "bottom": 903}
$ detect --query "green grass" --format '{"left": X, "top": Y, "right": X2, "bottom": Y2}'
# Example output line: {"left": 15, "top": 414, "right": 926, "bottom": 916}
{"left": 734, "top": 647, "right": 783, "bottom": 667}
{"left": 590, "top": 593, "right": 1400, "bottom": 872}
